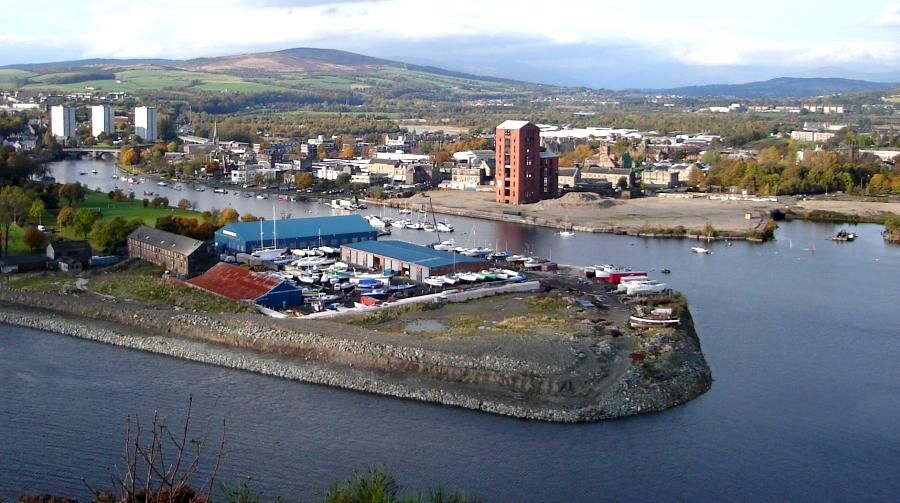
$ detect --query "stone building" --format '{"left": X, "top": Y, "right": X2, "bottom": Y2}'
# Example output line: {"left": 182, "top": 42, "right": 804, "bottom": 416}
{"left": 127, "top": 226, "right": 214, "bottom": 277}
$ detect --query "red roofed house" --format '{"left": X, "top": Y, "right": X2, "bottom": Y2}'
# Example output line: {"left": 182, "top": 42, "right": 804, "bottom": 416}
{"left": 188, "top": 262, "right": 301, "bottom": 309}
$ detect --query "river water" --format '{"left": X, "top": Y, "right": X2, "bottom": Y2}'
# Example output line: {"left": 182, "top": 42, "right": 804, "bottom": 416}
{"left": 1, "top": 160, "right": 898, "bottom": 501}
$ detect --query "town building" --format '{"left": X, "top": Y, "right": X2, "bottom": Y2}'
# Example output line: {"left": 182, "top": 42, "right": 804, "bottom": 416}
{"left": 495, "top": 120, "right": 558, "bottom": 204}
{"left": 581, "top": 166, "right": 637, "bottom": 188}
{"left": 214, "top": 215, "right": 377, "bottom": 255}
{"left": 91, "top": 104, "right": 114, "bottom": 137}
{"left": 127, "top": 225, "right": 215, "bottom": 277}
{"left": 135, "top": 106, "right": 157, "bottom": 141}
{"left": 188, "top": 262, "right": 301, "bottom": 309}
{"left": 46, "top": 240, "right": 92, "bottom": 267}
{"left": 340, "top": 240, "right": 486, "bottom": 282}
{"left": 557, "top": 167, "right": 581, "bottom": 189}
{"left": 789, "top": 131, "right": 836, "bottom": 143}
{"left": 50, "top": 105, "right": 75, "bottom": 140}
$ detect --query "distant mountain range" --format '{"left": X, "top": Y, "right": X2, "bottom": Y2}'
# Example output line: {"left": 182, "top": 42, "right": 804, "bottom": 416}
{"left": 2, "top": 49, "right": 897, "bottom": 100}
{"left": 660, "top": 77, "right": 897, "bottom": 98}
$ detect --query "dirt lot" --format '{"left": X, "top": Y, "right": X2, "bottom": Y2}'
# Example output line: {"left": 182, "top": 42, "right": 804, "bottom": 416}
{"left": 397, "top": 191, "right": 900, "bottom": 234}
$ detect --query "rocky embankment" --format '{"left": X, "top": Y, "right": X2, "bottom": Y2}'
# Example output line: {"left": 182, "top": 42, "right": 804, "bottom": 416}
{"left": 0, "top": 286, "right": 712, "bottom": 422}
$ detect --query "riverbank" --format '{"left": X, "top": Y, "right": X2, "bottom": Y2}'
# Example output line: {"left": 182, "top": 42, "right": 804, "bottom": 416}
{"left": 370, "top": 191, "right": 900, "bottom": 242}
{"left": 375, "top": 191, "right": 779, "bottom": 241}
{"left": 0, "top": 268, "right": 712, "bottom": 423}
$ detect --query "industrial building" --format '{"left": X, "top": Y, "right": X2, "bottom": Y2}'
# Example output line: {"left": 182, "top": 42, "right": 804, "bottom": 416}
{"left": 495, "top": 120, "right": 559, "bottom": 204}
{"left": 215, "top": 215, "right": 377, "bottom": 255}
{"left": 127, "top": 225, "right": 215, "bottom": 277}
{"left": 188, "top": 263, "right": 301, "bottom": 309}
{"left": 51, "top": 105, "right": 75, "bottom": 140}
{"left": 341, "top": 240, "right": 486, "bottom": 282}
{"left": 135, "top": 106, "right": 157, "bottom": 141}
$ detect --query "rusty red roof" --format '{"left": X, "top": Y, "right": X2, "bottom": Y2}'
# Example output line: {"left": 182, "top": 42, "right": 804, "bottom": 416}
{"left": 188, "top": 262, "right": 283, "bottom": 301}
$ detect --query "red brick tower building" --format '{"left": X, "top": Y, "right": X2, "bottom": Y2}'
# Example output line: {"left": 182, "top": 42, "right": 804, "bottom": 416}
{"left": 495, "top": 120, "right": 558, "bottom": 204}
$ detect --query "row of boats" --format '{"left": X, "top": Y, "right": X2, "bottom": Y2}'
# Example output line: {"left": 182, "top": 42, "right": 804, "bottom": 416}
{"left": 584, "top": 264, "right": 668, "bottom": 295}
{"left": 366, "top": 216, "right": 456, "bottom": 233}
{"left": 422, "top": 268, "right": 526, "bottom": 287}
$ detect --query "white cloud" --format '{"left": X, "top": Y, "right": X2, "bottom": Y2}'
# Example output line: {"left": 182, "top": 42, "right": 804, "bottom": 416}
{"left": 2, "top": 0, "right": 898, "bottom": 87}
{"left": 874, "top": 3, "right": 900, "bottom": 26}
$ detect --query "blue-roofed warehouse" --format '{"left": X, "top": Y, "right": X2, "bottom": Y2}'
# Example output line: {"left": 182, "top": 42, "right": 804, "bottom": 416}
{"left": 341, "top": 240, "right": 487, "bottom": 282}
{"left": 215, "top": 215, "right": 377, "bottom": 255}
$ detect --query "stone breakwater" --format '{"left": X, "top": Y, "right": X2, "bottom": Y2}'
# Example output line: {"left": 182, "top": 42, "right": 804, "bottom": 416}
{"left": 0, "top": 287, "right": 712, "bottom": 423}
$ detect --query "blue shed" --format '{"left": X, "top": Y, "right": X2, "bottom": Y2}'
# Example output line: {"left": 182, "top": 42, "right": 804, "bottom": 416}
{"left": 215, "top": 215, "right": 377, "bottom": 255}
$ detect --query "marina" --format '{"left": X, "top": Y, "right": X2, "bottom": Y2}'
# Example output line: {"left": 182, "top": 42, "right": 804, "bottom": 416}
{"left": 5, "top": 159, "right": 896, "bottom": 501}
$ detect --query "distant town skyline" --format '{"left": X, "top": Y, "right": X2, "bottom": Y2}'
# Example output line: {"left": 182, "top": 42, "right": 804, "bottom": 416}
{"left": 3, "top": 0, "right": 900, "bottom": 88}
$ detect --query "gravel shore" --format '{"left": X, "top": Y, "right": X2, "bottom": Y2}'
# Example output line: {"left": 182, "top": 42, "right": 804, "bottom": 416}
{"left": 0, "top": 285, "right": 712, "bottom": 423}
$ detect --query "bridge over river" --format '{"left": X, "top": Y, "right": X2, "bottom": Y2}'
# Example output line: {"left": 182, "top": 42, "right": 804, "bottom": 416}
{"left": 62, "top": 146, "right": 152, "bottom": 160}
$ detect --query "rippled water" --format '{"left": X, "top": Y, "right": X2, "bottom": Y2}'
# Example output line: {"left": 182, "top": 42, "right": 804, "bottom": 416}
{"left": 0, "top": 160, "right": 897, "bottom": 501}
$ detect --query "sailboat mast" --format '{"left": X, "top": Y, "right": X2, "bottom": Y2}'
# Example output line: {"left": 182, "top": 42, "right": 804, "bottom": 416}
{"left": 273, "top": 206, "right": 277, "bottom": 248}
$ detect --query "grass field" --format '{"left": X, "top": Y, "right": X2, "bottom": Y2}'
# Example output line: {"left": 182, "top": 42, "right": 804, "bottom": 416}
{"left": 3, "top": 262, "right": 245, "bottom": 313}
{"left": 2, "top": 190, "right": 206, "bottom": 256}
{"left": 0, "top": 69, "right": 37, "bottom": 88}
{"left": 87, "top": 263, "right": 244, "bottom": 312}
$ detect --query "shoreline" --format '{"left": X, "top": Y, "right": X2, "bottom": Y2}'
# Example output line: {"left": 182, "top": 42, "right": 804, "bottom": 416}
{"left": 368, "top": 195, "right": 772, "bottom": 242}
{"left": 0, "top": 280, "right": 712, "bottom": 423}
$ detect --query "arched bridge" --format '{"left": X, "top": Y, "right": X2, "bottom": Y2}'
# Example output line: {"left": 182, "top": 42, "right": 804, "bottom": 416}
{"left": 63, "top": 146, "right": 151, "bottom": 160}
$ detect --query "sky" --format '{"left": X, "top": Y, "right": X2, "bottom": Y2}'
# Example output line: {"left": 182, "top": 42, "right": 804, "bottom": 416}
{"left": 2, "top": 0, "right": 899, "bottom": 88}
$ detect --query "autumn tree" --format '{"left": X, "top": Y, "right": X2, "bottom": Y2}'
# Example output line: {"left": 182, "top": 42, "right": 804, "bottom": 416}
{"left": 0, "top": 186, "right": 30, "bottom": 256}
{"left": 218, "top": 208, "right": 240, "bottom": 226}
{"left": 119, "top": 146, "right": 139, "bottom": 166}
{"left": 57, "top": 206, "right": 75, "bottom": 228}
{"left": 241, "top": 213, "right": 260, "bottom": 222}
{"left": 339, "top": 144, "right": 356, "bottom": 159}
{"left": 23, "top": 226, "right": 47, "bottom": 252}
{"left": 58, "top": 183, "right": 86, "bottom": 206}
{"left": 611, "top": 139, "right": 630, "bottom": 157}
{"left": 28, "top": 199, "right": 46, "bottom": 225}
{"left": 73, "top": 208, "right": 103, "bottom": 239}
{"left": 294, "top": 172, "right": 313, "bottom": 189}
{"left": 177, "top": 198, "right": 194, "bottom": 210}
{"left": 559, "top": 144, "right": 595, "bottom": 167}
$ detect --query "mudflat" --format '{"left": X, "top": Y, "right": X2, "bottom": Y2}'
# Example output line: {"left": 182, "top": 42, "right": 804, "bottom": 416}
{"left": 396, "top": 191, "right": 899, "bottom": 235}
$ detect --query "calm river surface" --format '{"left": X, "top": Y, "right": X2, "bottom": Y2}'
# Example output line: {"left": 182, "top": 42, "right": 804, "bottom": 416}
{"left": 1, "top": 160, "right": 898, "bottom": 501}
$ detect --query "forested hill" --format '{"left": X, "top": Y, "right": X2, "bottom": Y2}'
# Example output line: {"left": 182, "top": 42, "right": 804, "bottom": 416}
{"left": 661, "top": 77, "right": 897, "bottom": 98}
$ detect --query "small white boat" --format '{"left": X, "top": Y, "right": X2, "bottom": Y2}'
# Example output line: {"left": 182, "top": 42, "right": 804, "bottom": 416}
{"left": 407, "top": 222, "right": 424, "bottom": 230}
{"left": 391, "top": 219, "right": 409, "bottom": 229}
{"left": 457, "top": 272, "right": 480, "bottom": 282}
{"left": 629, "top": 315, "right": 680, "bottom": 328}
{"left": 559, "top": 216, "right": 575, "bottom": 237}
{"left": 460, "top": 247, "right": 493, "bottom": 257}
{"left": 436, "top": 222, "right": 454, "bottom": 233}
{"left": 440, "top": 274, "right": 458, "bottom": 285}
{"left": 423, "top": 276, "right": 445, "bottom": 287}
{"left": 398, "top": 208, "right": 412, "bottom": 215}
{"left": 626, "top": 281, "right": 668, "bottom": 295}
{"left": 423, "top": 223, "right": 436, "bottom": 232}
{"left": 691, "top": 247, "right": 711, "bottom": 254}
{"left": 291, "top": 256, "right": 334, "bottom": 268}
{"left": 366, "top": 216, "right": 388, "bottom": 229}
{"left": 432, "top": 239, "right": 456, "bottom": 251}
{"left": 297, "top": 272, "right": 320, "bottom": 284}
